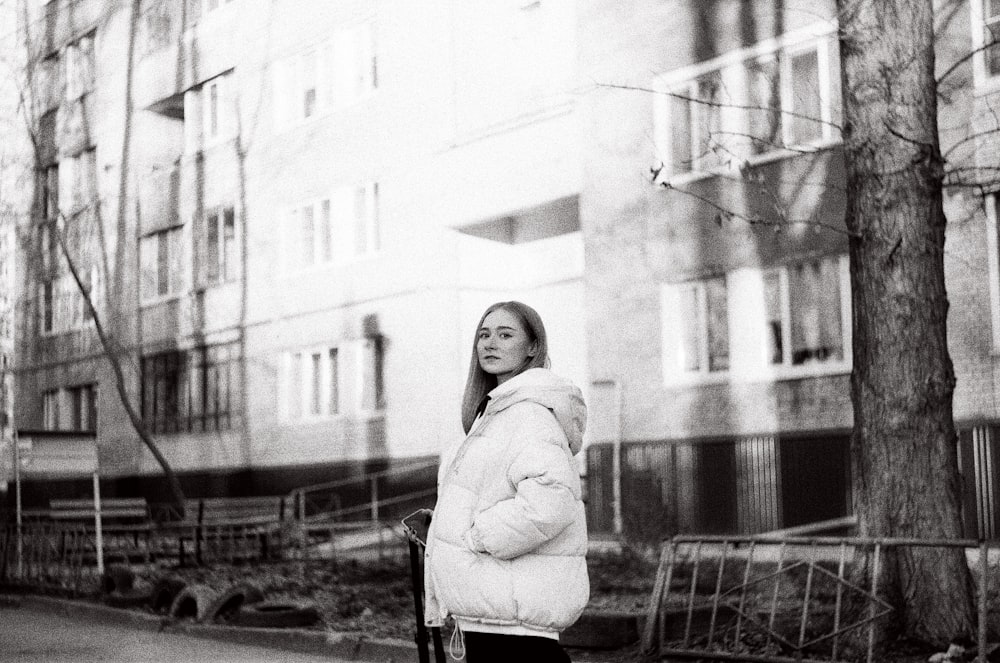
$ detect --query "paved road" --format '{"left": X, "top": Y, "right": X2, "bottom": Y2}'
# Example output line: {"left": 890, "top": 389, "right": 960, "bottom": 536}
{"left": 0, "top": 604, "right": 358, "bottom": 663}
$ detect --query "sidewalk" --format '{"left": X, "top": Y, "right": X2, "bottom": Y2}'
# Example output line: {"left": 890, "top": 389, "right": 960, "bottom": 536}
{"left": 1, "top": 590, "right": 644, "bottom": 662}
{"left": 1, "top": 592, "right": 421, "bottom": 662}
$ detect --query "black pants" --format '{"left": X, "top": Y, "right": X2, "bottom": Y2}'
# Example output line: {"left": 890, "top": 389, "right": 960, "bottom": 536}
{"left": 463, "top": 631, "right": 571, "bottom": 663}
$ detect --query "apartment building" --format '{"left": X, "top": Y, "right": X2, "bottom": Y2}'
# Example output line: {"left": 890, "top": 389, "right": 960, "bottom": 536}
{"left": 578, "top": 0, "right": 1000, "bottom": 540}
{"left": 10, "top": 0, "right": 586, "bottom": 505}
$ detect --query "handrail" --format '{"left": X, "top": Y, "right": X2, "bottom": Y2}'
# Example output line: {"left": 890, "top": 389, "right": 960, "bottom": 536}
{"left": 288, "top": 459, "right": 438, "bottom": 524}
{"left": 288, "top": 459, "right": 437, "bottom": 497}
{"left": 300, "top": 487, "right": 438, "bottom": 525}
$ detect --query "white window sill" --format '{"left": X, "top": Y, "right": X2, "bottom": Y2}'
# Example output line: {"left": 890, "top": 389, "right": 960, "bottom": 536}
{"left": 281, "top": 410, "right": 385, "bottom": 425}
{"left": 663, "top": 359, "right": 851, "bottom": 388}
{"left": 273, "top": 92, "right": 378, "bottom": 136}
{"left": 40, "top": 322, "right": 95, "bottom": 338}
{"left": 662, "top": 139, "right": 842, "bottom": 188}
{"left": 279, "top": 252, "right": 382, "bottom": 277}
{"left": 140, "top": 293, "right": 182, "bottom": 308}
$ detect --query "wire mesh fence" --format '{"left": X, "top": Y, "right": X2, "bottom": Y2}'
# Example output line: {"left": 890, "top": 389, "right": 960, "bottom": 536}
{"left": 643, "top": 535, "right": 1000, "bottom": 663}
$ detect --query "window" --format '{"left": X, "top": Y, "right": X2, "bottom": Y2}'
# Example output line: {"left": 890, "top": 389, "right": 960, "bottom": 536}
{"left": 64, "top": 32, "right": 95, "bottom": 101}
{"left": 661, "top": 254, "right": 849, "bottom": 384}
{"left": 38, "top": 165, "right": 59, "bottom": 222}
{"left": 656, "top": 25, "right": 838, "bottom": 179}
{"left": 205, "top": 205, "right": 237, "bottom": 284}
{"left": 273, "top": 21, "right": 376, "bottom": 129}
{"left": 761, "top": 255, "right": 847, "bottom": 367}
{"left": 282, "top": 338, "right": 383, "bottom": 421}
{"left": 39, "top": 267, "right": 101, "bottom": 335}
{"left": 284, "top": 182, "right": 379, "bottom": 270}
{"left": 285, "top": 348, "right": 339, "bottom": 420}
{"left": 40, "top": 54, "right": 63, "bottom": 111}
{"left": 661, "top": 277, "right": 729, "bottom": 378}
{"left": 141, "top": 342, "right": 240, "bottom": 433}
{"left": 61, "top": 148, "right": 97, "bottom": 214}
{"left": 140, "top": 227, "right": 183, "bottom": 301}
{"left": 184, "top": 72, "right": 233, "bottom": 151}
{"left": 202, "top": 73, "right": 231, "bottom": 143}
{"left": 68, "top": 383, "right": 97, "bottom": 431}
{"left": 973, "top": 0, "right": 1000, "bottom": 85}
{"left": 42, "top": 389, "right": 60, "bottom": 430}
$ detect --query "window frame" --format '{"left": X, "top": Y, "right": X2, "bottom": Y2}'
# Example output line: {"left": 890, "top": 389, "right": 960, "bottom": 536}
{"left": 660, "top": 254, "right": 851, "bottom": 387}
{"left": 972, "top": 0, "right": 1000, "bottom": 90}
{"left": 654, "top": 21, "right": 839, "bottom": 183}
{"left": 281, "top": 182, "right": 380, "bottom": 273}
{"left": 39, "top": 266, "right": 101, "bottom": 336}
{"left": 660, "top": 276, "right": 731, "bottom": 381}
{"left": 204, "top": 204, "right": 238, "bottom": 285}
{"left": 139, "top": 226, "right": 184, "bottom": 304}
{"left": 201, "top": 73, "right": 233, "bottom": 146}
{"left": 140, "top": 342, "right": 239, "bottom": 434}
{"left": 42, "top": 388, "right": 60, "bottom": 430}
{"left": 67, "top": 383, "right": 97, "bottom": 432}
{"left": 64, "top": 31, "right": 95, "bottom": 102}
{"left": 758, "top": 254, "right": 852, "bottom": 377}
{"left": 281, "top": 338, "right": 383, "bottom": 423}
{"left": 272, "top": 20, "right": 377, "bottom": 132}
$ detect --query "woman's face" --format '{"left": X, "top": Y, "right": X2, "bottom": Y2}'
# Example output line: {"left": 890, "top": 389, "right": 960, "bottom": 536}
{"left": 477, "top": 308, "right": 536, "bottom": 385}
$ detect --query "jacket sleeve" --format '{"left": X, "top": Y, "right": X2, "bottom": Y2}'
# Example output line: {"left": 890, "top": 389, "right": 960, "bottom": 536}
{"left": 469, "top": 414, "right": 580, "bottom": 560}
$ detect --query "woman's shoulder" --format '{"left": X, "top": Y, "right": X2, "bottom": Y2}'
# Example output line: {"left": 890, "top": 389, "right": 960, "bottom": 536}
{"left": 494, "top": 401, "right": 566, "bottom": 442}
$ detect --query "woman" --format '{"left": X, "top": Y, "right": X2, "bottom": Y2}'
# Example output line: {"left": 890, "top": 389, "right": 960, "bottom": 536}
{"left": 423, "top": 301, "right": 589, "bottom": 663}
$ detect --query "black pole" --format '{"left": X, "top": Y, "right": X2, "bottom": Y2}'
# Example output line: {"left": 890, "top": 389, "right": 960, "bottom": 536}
{"left": 431, "top": 625, "right": 445, "bottom": 663}
{"left": 408, "top": 539, "right": 431, "bottom": 663}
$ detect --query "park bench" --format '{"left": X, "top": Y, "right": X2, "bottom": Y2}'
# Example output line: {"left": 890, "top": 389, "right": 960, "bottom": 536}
{"left": 164, "top": 495, "right": 289, "bottom": 565}
{"left": 44, "top": 497, "right": 153, "bottom": 564}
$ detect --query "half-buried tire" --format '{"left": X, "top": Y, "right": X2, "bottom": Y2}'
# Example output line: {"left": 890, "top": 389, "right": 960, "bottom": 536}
{"left": 169, "top": 583, "right": 220, "bottom": 622}
{"left": 233, "top": 600, "right": 321, "bottom": 628}
{"left": 149, "top": 576, "right": 187, "bottom": 614}
{"left": 204, "top": 582, "right": 266, "bottom": 623}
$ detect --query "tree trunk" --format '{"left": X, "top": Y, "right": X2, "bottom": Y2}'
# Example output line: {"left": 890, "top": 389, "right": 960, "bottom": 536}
{"left": 837, "top": 0, "right": 974, "bottom": 647}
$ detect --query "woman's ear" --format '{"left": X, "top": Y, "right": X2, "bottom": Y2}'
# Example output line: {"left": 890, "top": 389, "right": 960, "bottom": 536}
{"left": 528, "top": 341, "right": 539, "bottom": 358}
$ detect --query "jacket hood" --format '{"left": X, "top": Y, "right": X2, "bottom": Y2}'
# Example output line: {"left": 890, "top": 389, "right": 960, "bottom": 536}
{"left": 486, "top": 368, "right": 587, "bottom": 455}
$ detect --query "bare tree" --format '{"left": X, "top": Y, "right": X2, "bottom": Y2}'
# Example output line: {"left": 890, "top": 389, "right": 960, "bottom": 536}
{"left": 12, "top": 0, "right": 186, "bottom": 515}
{"left": 837, "top": 0, "right": 975, "bottom": 646}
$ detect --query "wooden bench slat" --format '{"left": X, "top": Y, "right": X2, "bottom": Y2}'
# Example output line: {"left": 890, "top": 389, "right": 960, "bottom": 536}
{"left": 51, "top": 498, "right": 148, "bottom": 509}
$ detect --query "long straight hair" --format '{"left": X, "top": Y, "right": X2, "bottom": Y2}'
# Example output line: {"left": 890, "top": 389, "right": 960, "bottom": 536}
{"left": 460, "top": 301, "right": 550, "bottom": 433}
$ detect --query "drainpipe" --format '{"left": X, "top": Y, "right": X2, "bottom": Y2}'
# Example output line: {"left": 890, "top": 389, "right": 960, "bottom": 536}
{"left": 591, "top": 380, "right": 624, "bottom": 537}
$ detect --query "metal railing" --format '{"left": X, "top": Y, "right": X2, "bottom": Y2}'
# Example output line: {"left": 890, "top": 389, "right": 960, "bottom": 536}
{"left": 643, "top": 534, "right": 999, "bottom": 663}
{"left": 288, "top": 459, "right": 438, "bottom": 524}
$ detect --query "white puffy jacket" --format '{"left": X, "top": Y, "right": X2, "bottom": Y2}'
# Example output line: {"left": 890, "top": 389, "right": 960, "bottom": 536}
{"left": 424, "top": 368, "right": 589, "bottom": 637}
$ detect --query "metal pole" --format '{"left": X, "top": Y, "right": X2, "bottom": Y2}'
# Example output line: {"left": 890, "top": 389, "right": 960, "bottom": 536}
{"left": 979, "top": 542, "right": 988, "bottom": 663}
{"left": 93, "top": 471, "right": 103, "bottom": 575}
{"left": 611, "top": 381, "right": 623, "bottom": 537}
{"left": 13, "top": 427, "right": 21, "bottom": 578}
{"left": 408, "top": 539, "right": 430, "bottom": 663}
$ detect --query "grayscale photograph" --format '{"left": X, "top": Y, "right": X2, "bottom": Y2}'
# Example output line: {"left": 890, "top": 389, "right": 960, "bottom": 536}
{"left": 1, "top": 1, "right": 999, "bottom": 661}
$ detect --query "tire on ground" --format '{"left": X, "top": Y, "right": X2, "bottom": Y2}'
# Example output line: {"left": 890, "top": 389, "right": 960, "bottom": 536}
{"left": 204, "top": 582, "right": 266, "bottom": 623}
{"left": 168, "top": 583, "right": 220, "bottom": 622}
{"left": 232, "top": 600, "right": 322, "bottom": 628}
{"left": 149, "top": 576, "right": 188, "bottom": 614}
{"left": 100, "top": 564, "right": 135, "bottom": 594}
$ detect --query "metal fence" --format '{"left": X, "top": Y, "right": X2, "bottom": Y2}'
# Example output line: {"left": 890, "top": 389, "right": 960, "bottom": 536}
{"left": 643, "top": 534, "right": 999, "bottom": 663}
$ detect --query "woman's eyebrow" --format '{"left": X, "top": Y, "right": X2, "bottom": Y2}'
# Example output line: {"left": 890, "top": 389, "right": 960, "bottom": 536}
{"left": 480, "top": 325, "right": 517, "bottom": 332}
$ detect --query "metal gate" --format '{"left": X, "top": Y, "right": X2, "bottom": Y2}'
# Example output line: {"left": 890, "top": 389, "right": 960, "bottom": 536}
{"left": 642, "top": 534, "right": 997, "bottom": 662}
